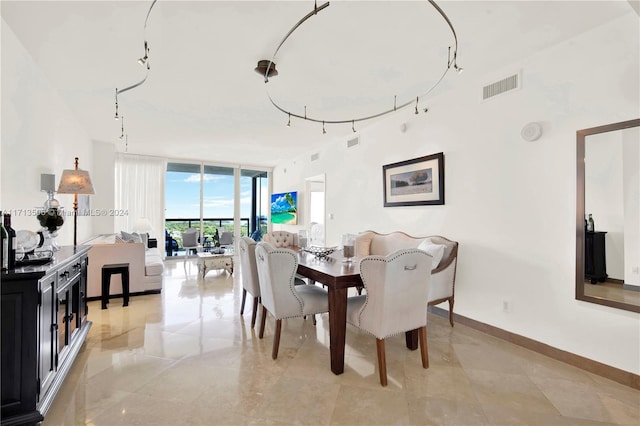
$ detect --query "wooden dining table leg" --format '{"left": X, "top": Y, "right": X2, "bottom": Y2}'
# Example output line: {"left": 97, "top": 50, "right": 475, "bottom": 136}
{"left": 405, "top": 329, "right": 419, "bottom": 350}
{"left": 328, "top": 286, "right": 348, "bottom": 375}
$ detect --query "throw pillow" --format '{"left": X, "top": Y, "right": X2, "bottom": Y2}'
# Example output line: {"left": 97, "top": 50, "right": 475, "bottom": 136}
{"left": 356, "top": 231, "right": 374, "bottom": 256}
{"left": 120, "top": 230, "right": 135, "bottom": 242}
{"left": 131, "top": 232, "right": 144, "bottom": 244}
{"left": 417, "top": 239, "right": 445, "bottom": 270}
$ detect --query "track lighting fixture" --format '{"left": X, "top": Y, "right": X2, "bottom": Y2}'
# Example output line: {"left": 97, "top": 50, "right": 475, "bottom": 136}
{"left": 352, "top": 120, "right": 356, "bottom": 133}
{"left": 260, "top": 0, "right": 461, "bottom": 132}
{"left": 119, "top": 116, "right": 125, "bottom": 140}
{"left": 112, "top": 0, "right": 157, "bottom": 137}
{"left": 322, "top": 121, "right": 326, "bottom": 134}
{"left": 287, "top": 113, "right": 291, "bottom": 127}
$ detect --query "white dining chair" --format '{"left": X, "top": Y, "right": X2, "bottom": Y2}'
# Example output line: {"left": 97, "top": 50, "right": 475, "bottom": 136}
{"left": 346, "top": 248, "right": 433, "bottom": 386}
{"left": 255, "top": 241, "right": 329, "bottom": 359}
{"left": 238, "top": 236, "right": 261, "bottom": 328}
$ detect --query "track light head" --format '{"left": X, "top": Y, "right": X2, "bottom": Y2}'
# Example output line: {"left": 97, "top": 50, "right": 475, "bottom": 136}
{"left": 138, "top": 41, "right": 149, "bottom": 66}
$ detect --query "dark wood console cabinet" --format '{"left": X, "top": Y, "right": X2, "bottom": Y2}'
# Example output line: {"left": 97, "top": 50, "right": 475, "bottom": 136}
{"left": 1, "top": 246, "right": 91, "bottom": 426}
{"left": 585, "top": 231, "right": 607, "bottom": 284}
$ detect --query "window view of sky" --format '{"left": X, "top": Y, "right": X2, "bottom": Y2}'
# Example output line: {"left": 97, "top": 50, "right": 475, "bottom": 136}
{"left": 165, "top": 171, "right": 268, "bottom": 219}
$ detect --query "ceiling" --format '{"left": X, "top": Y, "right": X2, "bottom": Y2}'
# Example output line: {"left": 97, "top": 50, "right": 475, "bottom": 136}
{"left": 1, "top": 1, "right": 635, "bottom": 167}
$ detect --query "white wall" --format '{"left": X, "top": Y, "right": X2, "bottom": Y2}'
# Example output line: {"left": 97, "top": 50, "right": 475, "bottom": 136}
{"left": 272, "top": 13, "right": 640, "bottom": 374}
{"left": 1, "top": 20, "right": 94, "bottom": 245}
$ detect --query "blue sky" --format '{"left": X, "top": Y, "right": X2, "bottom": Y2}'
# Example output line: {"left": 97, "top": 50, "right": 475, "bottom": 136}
{"left": 165, "top": 171, "right": 267, "bottom": 219}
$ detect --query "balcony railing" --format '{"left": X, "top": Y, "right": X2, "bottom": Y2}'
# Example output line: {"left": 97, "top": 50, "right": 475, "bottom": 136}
{"left": 164, "top": 217, "right": 266, "bottom": 256}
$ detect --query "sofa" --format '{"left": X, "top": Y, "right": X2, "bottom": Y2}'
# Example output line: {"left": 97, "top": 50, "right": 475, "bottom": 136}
{"left": 84, "top": 234, "right": 164, "bottom": 299}
{"left": 355, "top": 230, "right": 459, "bottom": 326}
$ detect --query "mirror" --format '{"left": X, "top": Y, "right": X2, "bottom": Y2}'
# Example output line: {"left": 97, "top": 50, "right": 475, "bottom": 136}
{"left": 576, "top": 118, "right": 640, "bottom": 313}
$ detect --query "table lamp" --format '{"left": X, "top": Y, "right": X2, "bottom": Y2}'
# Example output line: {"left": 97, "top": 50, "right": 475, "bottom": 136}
{"left": 57, "top": 157, "right": 95, "bottom": 246}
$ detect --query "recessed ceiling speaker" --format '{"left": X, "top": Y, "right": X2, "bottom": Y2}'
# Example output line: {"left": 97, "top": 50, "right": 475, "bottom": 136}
{"left": 521, "top": 122, "right": 543, "bottom": 141}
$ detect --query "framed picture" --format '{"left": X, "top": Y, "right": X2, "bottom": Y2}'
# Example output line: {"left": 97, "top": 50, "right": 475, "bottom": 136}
{"left": 270, "top": 191, "right": 298, "bottom": 224}
{"left": 383, "top": 152, "right": 444, "bottom": 206}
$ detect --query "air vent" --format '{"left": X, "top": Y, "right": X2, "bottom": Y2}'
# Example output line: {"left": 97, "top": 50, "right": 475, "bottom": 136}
{"left": 482, "top": 72, "right": 520, "bottom": 101}
{"left": 347, "top": 136, "right": 360, "bottom": 148}
{"left": 310, "top": 152, "right": 319, "bottom": 162}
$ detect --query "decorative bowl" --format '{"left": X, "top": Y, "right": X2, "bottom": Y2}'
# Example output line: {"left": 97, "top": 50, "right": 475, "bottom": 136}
{"left": 303, "top": 246, "right": 338, "bottom": 259}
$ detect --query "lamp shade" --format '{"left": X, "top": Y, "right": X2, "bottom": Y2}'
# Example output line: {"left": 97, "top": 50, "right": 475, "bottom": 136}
{"left": 57, "top": 169, "right": 95, "bottom": 194}
{"left": 133, "top": 218, "right": 153, "bottom": 233}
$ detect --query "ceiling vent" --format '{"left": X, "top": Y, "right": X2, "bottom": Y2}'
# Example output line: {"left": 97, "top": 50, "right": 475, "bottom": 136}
{"left": 347, "top": 136, "right": 360, "bottom": 148}
{"left": 310, "top": 152, "right": 319, "bottom": 162}
{"left": 482, "top": 72, "right": 521, "bottom": 101}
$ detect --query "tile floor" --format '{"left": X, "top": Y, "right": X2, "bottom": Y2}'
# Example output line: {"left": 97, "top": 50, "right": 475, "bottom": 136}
{"left": 43, "top": 258, "right": 640, "bottom": 425}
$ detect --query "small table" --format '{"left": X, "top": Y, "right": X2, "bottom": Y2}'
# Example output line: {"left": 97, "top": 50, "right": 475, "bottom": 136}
{"left": 197, "top": 252, "right": 234, "bottom": 278}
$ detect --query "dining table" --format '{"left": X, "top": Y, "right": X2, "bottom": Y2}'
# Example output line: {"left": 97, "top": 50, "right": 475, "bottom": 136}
{"left": 295, "top": 249, "right": 419, "bottom": 375}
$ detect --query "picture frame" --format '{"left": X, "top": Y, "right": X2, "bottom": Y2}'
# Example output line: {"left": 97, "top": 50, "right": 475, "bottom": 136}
{"left": 383, "top": 152, "right": 444, "bottom": 207}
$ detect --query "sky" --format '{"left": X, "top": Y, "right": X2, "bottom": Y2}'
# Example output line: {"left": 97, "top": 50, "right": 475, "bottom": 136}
{"left": 165, "top": 171, "right": 267, "bottom": 220}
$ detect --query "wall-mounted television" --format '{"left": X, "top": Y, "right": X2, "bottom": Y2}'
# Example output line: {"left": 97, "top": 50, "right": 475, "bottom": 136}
{"left": 271, "top": 191, "right": 297, "bottom": 224}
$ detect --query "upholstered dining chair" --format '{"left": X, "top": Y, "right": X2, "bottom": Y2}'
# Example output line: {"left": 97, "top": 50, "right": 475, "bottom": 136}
{"left": 219, "top": 231, "right": 234, "bottom": 251}
{"left": 238, "top": 236, "right": 261, "bottom": 328}
{"left": 346, "top": 249, "right": 433, "bottom": 386}
{"left": 181, "top": 228, "right": 201, "bottom": 255}
{"left": 255, "top": 241, "right": 329, "bottom": 359}
{"left": 262, "top": 230, "right": 308, "bottom": 287}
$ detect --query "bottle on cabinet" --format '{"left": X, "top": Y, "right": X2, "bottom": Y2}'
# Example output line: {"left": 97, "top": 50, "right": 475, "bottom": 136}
{"left": 3, "top": 213, "right": 16, "bottom": 270}
{"left": 587, "top": 213, "right": 595, "bottom": 232}
{"left": 1, "top": 211, "right": 7, "bottom": 271}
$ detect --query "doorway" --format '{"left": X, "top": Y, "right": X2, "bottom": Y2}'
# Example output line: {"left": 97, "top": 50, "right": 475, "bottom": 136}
{"left": 305, "top": 174, "right": 325, "bottom": 246}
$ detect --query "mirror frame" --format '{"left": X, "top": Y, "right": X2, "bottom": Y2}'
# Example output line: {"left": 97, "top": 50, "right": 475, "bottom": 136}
{"left": 576, "top": 118, "right": 640, "bottom": 313}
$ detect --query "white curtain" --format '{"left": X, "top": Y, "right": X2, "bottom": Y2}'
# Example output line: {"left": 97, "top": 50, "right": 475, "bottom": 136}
{"left": 114, "top": 153, "right": 166, "bottom": 252}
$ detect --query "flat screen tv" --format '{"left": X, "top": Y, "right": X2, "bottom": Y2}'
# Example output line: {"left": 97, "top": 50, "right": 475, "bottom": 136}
{"left": 271, "top": 191, "right": 297, "bottom": 225}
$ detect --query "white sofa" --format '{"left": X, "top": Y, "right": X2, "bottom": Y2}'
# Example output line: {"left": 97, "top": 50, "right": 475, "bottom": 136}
{"left": 84, "top": 234, "right": 164, "bottom": 299}
{"left": 356, "top": 230, "right": 459, "bottom": 326}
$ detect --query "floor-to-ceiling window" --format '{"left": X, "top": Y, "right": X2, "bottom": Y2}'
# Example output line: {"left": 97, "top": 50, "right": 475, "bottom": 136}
{"left": 202, "top": 165, "right": 236, "bottom": 251}
{"left": 165, "top": 162, "right": 201, "bottom": 256}
{"left": 165, "top": 162, "right": 269, "bottom": 256}
{"left": 241, "top": 169, "right": 269, "bottom": 240}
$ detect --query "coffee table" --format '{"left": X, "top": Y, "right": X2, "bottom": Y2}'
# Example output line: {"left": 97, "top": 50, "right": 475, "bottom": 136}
{"left": 197, "top": 252, "right": 234, "bottom": 278}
